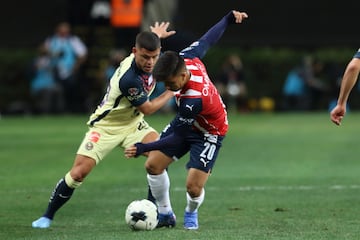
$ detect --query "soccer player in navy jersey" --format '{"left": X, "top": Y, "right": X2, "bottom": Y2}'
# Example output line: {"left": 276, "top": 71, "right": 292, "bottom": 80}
{"left": 31, "top": 22, "right": 175, "bottom": 229}
{"left": 125, "top": 10, "right": 248, "bottom": 230}
{"left": 330, "top": 48, "right": 360, "bottom": 125}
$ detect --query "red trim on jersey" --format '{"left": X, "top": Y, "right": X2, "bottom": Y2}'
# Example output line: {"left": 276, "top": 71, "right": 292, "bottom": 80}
{"left": 178, "top": 58, "right": 228, "bottom": 136}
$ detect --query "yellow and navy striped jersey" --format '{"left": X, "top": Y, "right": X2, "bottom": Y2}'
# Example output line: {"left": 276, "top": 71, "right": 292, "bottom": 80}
{"left": 87, "top": 53, "right": 156, "bottom": 129}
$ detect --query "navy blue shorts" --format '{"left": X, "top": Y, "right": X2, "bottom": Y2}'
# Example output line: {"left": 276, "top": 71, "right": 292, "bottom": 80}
{"left": 159, "top": 124, "right": 225, "bottom": 173}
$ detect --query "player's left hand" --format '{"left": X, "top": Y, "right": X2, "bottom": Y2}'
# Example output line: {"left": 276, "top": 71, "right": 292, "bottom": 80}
{"left": 330, "top": 105, "right": 346, "bottom": 126}
{"left": 232, "top": 10, "right": 248, "bottom": 23}
{"left": 150, "top": 21, "right": 176, "bottom": 39}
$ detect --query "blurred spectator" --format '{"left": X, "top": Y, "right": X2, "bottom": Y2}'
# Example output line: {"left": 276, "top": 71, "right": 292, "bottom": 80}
{"left": 323, "top": 61, "right": 345, "bottom": 112}
{"left": 303, "top": 56, "right": 328, "bottom": 110}
{"left": 141, "top": 0, "right": 195, "bottom": 52}
{"left": 29, "top": 44, "right": 64, "bottom": 114}
{"left": 104, "top": 48, "right": 126, "bottom": 82}
{"left": 44, "top": 21, "right": 88, "bottom": 113}
{"left": 141, "top": 0, "right": 178, "bottom": 31}
{"left": 282, "top": 62, "right": 308, "bottom": 111}
{"left": 110, "top": 0, "right": 144, "bottom": 51}
{"left": 90, "top": 0, "right": 111, "bottom": 25}
{"left": 282, "top": 55, "right": 327, "bottom": 111}
{"left": 214, "top": 54, "right": 248, "bottom": 112}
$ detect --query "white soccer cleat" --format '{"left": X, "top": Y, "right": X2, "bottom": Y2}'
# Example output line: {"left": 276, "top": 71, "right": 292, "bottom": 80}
{"left": 32, "top": 217, "right": 52, "bottom": 228}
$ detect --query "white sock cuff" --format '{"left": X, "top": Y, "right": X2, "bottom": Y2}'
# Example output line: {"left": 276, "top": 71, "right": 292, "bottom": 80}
{"left": 65, "top": 172, "right": 82, "bottom": 188}
{"left": 187, "top": 188, "right": 205, "bottom": 201}
{"left": 186, "top": 188, "right": 205, "bottom": 213}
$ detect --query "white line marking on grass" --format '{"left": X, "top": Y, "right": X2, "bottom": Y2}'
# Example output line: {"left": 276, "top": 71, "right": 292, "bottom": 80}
{"left": 32, "top": 184, "right": 360, "bottom": 194}
{"left": 172, "top": 185, "right": 360, "bottom": 192}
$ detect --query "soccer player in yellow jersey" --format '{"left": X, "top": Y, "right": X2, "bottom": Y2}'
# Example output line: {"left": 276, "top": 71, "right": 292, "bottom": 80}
{"left": 32, "top": 22, "right": 176, "bottom": 229}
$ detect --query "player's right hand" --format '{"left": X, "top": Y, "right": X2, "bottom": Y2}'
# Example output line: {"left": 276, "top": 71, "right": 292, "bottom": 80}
{"left": 124, "top": 145, "right": 137, "bottom": 158}
{"left": 150, "top": 22, "right": 176, "bottom": 39}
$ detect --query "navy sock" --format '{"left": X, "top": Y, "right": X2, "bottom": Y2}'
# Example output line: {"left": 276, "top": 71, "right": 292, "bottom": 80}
{"left": 147, "top": 185, "right": 156, "bottom": 204}
{"left": 43, "top": 177, "right": 74, "bottom": 219}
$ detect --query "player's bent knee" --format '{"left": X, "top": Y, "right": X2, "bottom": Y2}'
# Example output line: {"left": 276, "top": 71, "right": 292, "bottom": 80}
{"left": 144, "top": 163, "right": 157, "bottom": 175}
{"left": 70, "top": 155, "right": 96, "bottom": 181}
{"left": 65, "top": 172, "right": 83, "bottom": 189}
{"left": 144, "top": 161, "right": 163, "bottom": 175}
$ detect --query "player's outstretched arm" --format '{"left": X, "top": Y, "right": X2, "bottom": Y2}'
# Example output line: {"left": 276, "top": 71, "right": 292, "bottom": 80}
{"left": 150, "top": 21, "right": 176, "bottom": 39}
{"left": 330, "top": 57, "right": 360, "bottom": 126}
{"left": 182, "top": 10, "right": 249, "bottom": 60}
{"left": 201, "top": 10, "right": 248, "bottom": 44}
{"left": 137, "top": 90, "right": 174, "bottom": 115}
{"left": 125, "top": 133, "right": 183, "bottom": 158}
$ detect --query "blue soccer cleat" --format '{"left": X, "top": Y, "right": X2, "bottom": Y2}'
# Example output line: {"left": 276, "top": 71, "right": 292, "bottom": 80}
{"left": 183, "top": 211, "right": 198, "bottom": 230}
{"left": 32, "top": 216, "right": 52, "bottom": 229}
{"left": 157, "top": 211, "right": 176, "bottom": 228}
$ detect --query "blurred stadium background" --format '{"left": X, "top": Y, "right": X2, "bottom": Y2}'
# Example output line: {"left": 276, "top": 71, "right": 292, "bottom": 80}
{"left": 0, "top": 0, "right": 359, "bottom": 115}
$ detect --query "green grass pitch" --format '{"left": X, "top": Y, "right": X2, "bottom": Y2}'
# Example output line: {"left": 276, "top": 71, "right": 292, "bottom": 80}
{"left": 1, "top": 112, "right": 360, "bottom": 239}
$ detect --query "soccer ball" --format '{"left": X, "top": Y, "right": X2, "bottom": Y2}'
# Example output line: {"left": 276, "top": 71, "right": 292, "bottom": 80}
{"left": 125, "top": 199, "right": 158, "bottom": 231}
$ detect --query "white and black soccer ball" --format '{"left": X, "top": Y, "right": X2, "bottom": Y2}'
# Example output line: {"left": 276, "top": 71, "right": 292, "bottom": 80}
{"left": 125, "top": 199, "right": 158, "bottom": 231}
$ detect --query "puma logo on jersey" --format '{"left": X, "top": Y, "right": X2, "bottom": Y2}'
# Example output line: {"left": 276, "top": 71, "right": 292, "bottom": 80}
{"left": 185, "top": 104, "right": 194, "bottom": 111}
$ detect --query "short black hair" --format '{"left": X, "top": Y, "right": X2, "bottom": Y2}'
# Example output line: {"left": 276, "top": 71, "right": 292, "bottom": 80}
{"left": 153, "top": 51, "right": 185, "bottom": 82}
{"left": 135, "top": 31, "right": 161, "bottom": 51}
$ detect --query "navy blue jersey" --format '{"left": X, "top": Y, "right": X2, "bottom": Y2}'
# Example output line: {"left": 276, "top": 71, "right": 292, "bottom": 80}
{"left": 119, "top": 59, "right": 154, "bottom": 107}
{"left": 354, "top": 48, "right": 360, "bottom": 59}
